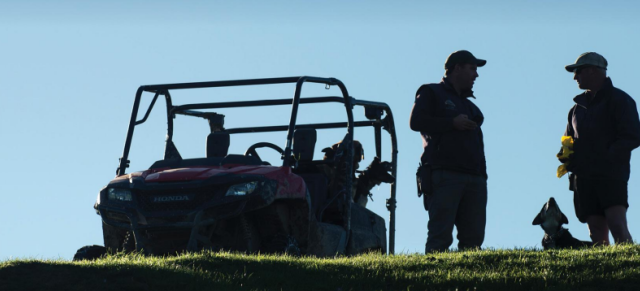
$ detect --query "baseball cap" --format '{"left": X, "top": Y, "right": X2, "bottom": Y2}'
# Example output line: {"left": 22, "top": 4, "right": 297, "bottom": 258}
{"left": 565, "top": 52, "right": 608, "bottom": 72}
{"left": 444, "top": 50, "right": 487, "bottom": 69}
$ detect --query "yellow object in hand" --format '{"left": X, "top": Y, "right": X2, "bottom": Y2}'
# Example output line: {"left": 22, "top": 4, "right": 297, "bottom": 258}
{"left": 556, "top": 136, "right": 574, "bottom": 178}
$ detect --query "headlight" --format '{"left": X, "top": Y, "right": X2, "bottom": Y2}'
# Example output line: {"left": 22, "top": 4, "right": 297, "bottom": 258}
{"left": 108, "top": 188, "right": 133, "bottom": 202}
{"left": 225, "top": 181, "right": 258, "bottom": 196}
{"left": 96, "top": 192, "right": 101, "bottom": 205}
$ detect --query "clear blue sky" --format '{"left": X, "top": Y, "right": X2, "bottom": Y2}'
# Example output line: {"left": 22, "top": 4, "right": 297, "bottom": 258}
{"left": 2, "top": 0, "right": 640, "bottom": 260}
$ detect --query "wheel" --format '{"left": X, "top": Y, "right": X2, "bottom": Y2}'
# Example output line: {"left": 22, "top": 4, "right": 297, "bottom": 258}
{"left": 73, "top": 245, "right": 107, "bottom": 261}
{"left": 122, "top": 231, "right": 136, "bottom": 252}
{"left": 208, "top": 215, "right": 262, "bottom": 253}
{"left": 284, "top": 236, "right": 301, "bottom": 256}
{"left": 102, "top": 222, "right": 127, "bottom": 253}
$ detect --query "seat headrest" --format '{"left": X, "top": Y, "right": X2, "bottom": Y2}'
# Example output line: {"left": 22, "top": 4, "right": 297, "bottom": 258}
{"left": 293, "top": 129, "right": 317, "bottom": 161}
{"left": 206, "top": 132, "right": 230, "bottom": 158}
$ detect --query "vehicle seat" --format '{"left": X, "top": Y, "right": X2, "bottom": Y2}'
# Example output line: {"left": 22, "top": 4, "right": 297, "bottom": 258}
{"left": 291, "top": 129, "right": 329, "bottom": 220}
{"left": 292, "top": 128, "right": 317, "bottom": 163}
{"left": 206, "top": 132, "right": 230, "bottom": 158}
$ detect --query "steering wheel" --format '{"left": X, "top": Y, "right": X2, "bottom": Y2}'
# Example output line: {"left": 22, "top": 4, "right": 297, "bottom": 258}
{"left": 244, "top": 142, "right": 285, "bottom": 162}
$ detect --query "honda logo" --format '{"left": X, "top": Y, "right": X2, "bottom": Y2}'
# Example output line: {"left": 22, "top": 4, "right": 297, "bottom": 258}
{"left": 152, "top": 195, "right": 192, "bottom": 203}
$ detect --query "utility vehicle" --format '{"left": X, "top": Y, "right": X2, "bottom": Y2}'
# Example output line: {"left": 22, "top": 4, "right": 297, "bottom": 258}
{"left": 86, "top": 76, "right": 398, "bottom": 257}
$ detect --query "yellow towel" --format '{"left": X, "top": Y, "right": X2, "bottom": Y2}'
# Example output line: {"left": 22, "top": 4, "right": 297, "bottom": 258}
{"left": 556, "top": 136, "right": 574, "bottom": 178}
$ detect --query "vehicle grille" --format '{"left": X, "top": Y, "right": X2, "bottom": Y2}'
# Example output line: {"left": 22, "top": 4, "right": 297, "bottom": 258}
{"left": 136, "top": 187, "right": 225, "bottom": 212}
{"left": 145, "top": 215, "right": 188, "bottom": 224}
{"left": 105, "top": 210, "right": 130, "bottom": 223}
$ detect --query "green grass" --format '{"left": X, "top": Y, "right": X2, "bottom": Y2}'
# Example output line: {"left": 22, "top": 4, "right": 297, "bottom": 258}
{"left": 2, "top": 245, "right": 640, "bottom": 291}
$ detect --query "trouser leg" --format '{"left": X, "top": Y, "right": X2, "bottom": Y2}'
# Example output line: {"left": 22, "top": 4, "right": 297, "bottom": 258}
{"left": 425, "top": 170, "right": 465, "bottom": 253}
{"left": 455, "top": 175, "right": 487, "bottom": 250}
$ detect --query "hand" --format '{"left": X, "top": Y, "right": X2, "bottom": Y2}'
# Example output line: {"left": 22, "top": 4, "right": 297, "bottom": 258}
{"left": 366, "top": 157, "right": 395, "bottom": 184}
{"left": 557, "top": 151, "right": 570, "bottom": 163}
{"left": 565, "top": 153, "right": 578, "bottom": 172}
{"left": 453, "top": 114, "right": 478, "bottom": 131}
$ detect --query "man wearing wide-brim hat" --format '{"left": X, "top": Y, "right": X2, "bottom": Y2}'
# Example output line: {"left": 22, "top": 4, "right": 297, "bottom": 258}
{"left": 560, "top": 52, "right": 640, "bottom": 245}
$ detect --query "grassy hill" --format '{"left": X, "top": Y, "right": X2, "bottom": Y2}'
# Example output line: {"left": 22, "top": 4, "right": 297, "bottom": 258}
{"left": 1, "top": 245, "right": 639, "bottom": 291}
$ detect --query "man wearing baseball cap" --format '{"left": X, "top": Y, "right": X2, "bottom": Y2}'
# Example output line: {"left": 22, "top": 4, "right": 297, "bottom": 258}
{"left": 410, "top": 50, "right": 488, "bottom": 253}
{"left": 560, "top": 52, "right": 640, "bottom": 245}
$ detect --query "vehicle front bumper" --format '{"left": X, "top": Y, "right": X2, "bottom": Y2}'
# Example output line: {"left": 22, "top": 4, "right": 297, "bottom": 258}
{"left": 95, "top": 180, "right": 277, "bottom": 253}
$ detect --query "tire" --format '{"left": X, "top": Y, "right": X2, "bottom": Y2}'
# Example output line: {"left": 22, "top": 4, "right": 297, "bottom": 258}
{"left": 102, "top": 222, "right": 127, "bottom": 252}
{"left": 284, "top": 236, "right": 301, "bottom": 256}
{"left": 239, "top": 214, "right": 261, "bottom": 253}
{"left": 122, "top": 231, "right": 136, "bottom": 252}
{"left": 73, "top": 245, "right": 107, "bottom": 261}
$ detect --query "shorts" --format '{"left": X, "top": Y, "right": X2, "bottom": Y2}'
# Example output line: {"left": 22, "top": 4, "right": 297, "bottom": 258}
{"left": 572, "top": 175, "right": 629, "bottom": 223}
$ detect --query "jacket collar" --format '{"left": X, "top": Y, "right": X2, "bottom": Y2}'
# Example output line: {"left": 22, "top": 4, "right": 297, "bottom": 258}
{"left": 442, "top": 77, "right": 476, "bottom": 99}
{"left": 574, "top": 77, "right": 613, "bottom": 107}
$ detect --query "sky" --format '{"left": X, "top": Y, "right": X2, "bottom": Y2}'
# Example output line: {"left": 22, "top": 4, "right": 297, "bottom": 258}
{"left": 2, "top": 0, "right": 640, "bottom": 260}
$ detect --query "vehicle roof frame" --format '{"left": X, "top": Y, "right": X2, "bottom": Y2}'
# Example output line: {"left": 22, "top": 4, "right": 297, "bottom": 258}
{"left": 116, "top": 76, "right": 398, "bottom": 254}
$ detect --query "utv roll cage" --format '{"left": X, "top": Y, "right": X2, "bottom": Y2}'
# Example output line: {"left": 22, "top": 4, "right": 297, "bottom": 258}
{"left": 115, "top": 76, "right": 399, "bottom": 254}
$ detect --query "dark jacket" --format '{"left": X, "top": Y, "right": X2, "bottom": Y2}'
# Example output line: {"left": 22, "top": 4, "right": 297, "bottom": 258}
{"left": 564, "top": 77, "right": 640, "bottom": 181}
{"left": 410, "top": 78, "right": 487, "bottom": 177}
